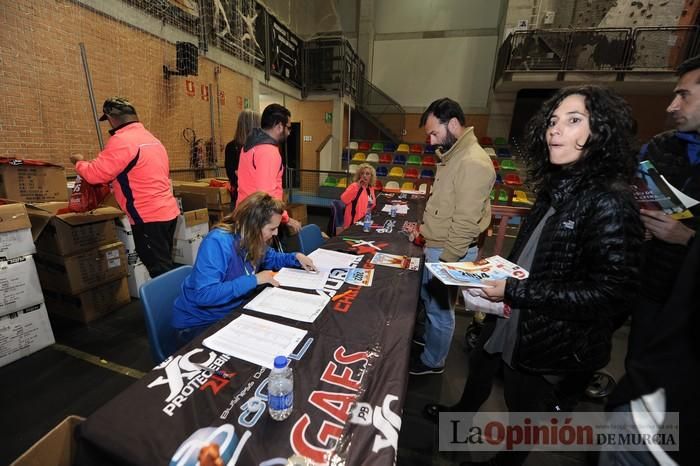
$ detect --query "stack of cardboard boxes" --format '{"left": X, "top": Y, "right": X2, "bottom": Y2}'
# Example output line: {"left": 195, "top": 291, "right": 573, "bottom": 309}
{"left": 172, "top": 179, "right": 231, "bottom": 227}
{"left": 31, "top": 203, "right": 130, "bottom": 323}
{"left": 0, "top": 202, "right": 54, "bottom": 368}
{"left": 172, "top": 193, "right": 210, "bottom": 266}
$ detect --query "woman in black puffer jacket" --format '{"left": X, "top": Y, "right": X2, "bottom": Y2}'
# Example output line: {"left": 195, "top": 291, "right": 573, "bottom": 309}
{"left": 443, "top": 86, "right": 644, "bottom": 466}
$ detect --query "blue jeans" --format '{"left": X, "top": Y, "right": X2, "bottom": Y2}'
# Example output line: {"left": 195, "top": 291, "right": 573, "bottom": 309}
{"left": 420, "top": 246, "right": 478, "bottom": 368}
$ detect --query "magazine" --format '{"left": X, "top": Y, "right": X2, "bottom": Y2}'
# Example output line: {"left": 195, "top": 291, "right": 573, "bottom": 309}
{"left": 370, "top": 253, "right": 421, "bottom": 271}
{"left": 632, "top": 160, "right": 696, "bottom": 219}
{"left": 425, "top": 255, "right": 528, "bottom": 287}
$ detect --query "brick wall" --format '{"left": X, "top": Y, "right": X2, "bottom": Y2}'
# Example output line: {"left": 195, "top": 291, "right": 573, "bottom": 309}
{"left": 0, "top": 0, "right": 253, "bottom": 172}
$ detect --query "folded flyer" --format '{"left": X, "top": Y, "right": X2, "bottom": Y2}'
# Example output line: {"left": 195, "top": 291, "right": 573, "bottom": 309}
{"left": 370, "top": 253, "right": 421, "bottom": 271}
{"left": 426, "top": 255, "right": 528, "bottom": 287}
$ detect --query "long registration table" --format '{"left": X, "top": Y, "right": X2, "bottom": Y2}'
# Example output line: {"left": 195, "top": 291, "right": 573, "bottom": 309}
{"left": 76, "top": 192, "right": 426, "bottom": 466}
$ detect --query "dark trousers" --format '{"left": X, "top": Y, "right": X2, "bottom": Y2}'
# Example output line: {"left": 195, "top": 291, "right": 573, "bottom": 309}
{"left": 455, "top": 318, "right": 592, "bottom": 466}
{"left": 132, "top": 218, "right": 177, "bottom": 278}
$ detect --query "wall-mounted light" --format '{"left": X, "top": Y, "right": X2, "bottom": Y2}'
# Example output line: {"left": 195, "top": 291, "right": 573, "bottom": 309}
{"left": 163, "top": 42, "right": 199, "bottom": 79}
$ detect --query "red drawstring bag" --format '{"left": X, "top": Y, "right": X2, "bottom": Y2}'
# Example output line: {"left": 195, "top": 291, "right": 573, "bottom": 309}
{"left": 67, "top": 175, "right": 111, "bottom": 213}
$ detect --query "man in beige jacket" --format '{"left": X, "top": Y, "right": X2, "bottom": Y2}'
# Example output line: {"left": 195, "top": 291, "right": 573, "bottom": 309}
{"left": 410, "top": 97, "right": 496, "bottom": 375}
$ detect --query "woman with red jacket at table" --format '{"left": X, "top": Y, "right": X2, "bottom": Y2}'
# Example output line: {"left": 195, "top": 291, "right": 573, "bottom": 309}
{"left": 340, "top": 163, "right": 376, "bottom": 231}
{"left": 171, "top": 192, "right": 316, "bottom": 346}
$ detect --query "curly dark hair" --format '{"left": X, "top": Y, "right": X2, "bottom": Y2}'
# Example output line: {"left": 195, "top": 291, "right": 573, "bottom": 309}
{"left": 522, "top": 85, "right": 638, "bottom": 194}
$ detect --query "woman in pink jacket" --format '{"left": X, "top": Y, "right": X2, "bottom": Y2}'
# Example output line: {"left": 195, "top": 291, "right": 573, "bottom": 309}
{"left": 340, "top": 163, "right": 376, "bottom": 230}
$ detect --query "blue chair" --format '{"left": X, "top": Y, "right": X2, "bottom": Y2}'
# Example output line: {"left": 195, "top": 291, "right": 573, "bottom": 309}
{"left": 298, "top": 224, "right": 325, "bottom": 255}
{"left": 329, "top": 199, "right": 346, "bottom": 236}
{"left": 376, "top": 166, "right": 388, "bottom": 177}
{"left": 139, "top": 265, "right": 193, "bottom": 364}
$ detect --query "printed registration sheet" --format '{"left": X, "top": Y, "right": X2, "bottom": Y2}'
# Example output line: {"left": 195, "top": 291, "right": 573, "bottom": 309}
{"left": 381, "top": 204, "right": 409, "bottom": 214}
{"left": 307, "top": 248, "right": 361, "bottom": 269}
{"left": 203, "top": 314, "right": 307, "bottom": 369}
{"left": 244, "top": 287, "right": 330, "bottom": 323}
{"left": 274, "top": 267, "right": 330, "bottom": 290}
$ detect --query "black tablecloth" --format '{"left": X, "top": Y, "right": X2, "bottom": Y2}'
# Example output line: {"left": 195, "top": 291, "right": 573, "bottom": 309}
{"left": 76, "top": 193, "right": 426, "bottom": 466}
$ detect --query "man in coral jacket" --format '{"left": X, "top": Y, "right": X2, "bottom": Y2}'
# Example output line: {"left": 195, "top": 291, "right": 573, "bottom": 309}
{"left": 69, "top": 97, "right": 180, "bottom": 277}
{"left": 236, "top": 103, "right": 302, "bottom": 234}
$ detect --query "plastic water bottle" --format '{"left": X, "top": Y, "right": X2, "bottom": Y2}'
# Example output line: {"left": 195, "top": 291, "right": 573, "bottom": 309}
{"left": 268, "top": 355, "right": 293, "bottom": 421}
{"left": 389, "top": 201, "right": 397, "bottom": 218}
{"left": 363, "top": 210, "right": 372, "bottom": 232}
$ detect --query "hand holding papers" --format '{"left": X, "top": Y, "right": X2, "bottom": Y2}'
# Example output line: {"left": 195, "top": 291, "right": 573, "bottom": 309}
{"left": 426, "top": 255, "right": 528, "bottom": 287}
{"left": 244, "top": 287, "right": 330, "bottom": 323}
{"left": 203, "top": 314, "right": 307, "bottom": 369}
{"left": 462, "top": 287, "right": 510, "bottom": 318}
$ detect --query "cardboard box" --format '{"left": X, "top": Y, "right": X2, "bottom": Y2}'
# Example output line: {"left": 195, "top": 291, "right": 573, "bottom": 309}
{"left": 0, "top": 302, "right": 55, "bottom": 369}
{"left": 207, "top": 205, "right": 234, "bottom": 227}
{"left": 175, "top": 192, "right": 209, "bottom": 240}
{"left": 172, "top": 180, "right": 231, "bottom": 208}
{"left": 0, "top": 160, "right": 68, "bottom": 203}
{"left": 10, "top": 415, "right": 85, "bottom": 466}
{"left": 287, "top": 203, "right": 308, "bottom": 226}
{"left": 127, "top": 261, "right": 151, "bottom": 298}
{"left": 43, "top": 277, "right": 130, "bottom": 323}
{"left": 35, "top": 242, "right": 128, "bottom": 295}
{"left": 0, "top": 255, "right": 44, "bottom": 317}
{"left": 0, "top": 202, "right": 36, "bottom": 260}
{"left": 28, "top": 202, "right": 122, "bottom": 256}
{"left": 173, "top": 235, "right": 204, "bottom": 265}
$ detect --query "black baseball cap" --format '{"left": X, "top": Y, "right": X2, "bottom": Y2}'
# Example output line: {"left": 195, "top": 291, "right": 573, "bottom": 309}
{"left": 99, "top": 97, "right": 137, "bottom": 121}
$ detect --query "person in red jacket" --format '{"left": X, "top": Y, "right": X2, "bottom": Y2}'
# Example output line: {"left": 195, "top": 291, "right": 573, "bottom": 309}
{"left": 236, "top": 103, "right": 302, "bottom": 234}
{"left": 340, "top": 163, "right": 376, "bottom": 231}
{"left": 69, "top": 97, "right": 180, "bottom": 277}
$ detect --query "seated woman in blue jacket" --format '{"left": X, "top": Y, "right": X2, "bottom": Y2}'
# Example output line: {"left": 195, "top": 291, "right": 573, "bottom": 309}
{"left": 172, "top": 191, "right": 316, "bottom": 345}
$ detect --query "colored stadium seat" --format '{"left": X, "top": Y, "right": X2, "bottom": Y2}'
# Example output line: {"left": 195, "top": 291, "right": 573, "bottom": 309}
{"left": 388, "top": 167, "right": 404, "bottom": 177}
{"left": 349, "top": 164, "right": 359, "bottom": 174}
{"left": 423, "top": 145, "right": 436, "bottom": 154}
{"left": 322, "top": 176, "right": 338, "bottom": 187}
{"left": 405, "top": 168, "right": 419, "bottom": 179}
{"left": 492, "top": 159, "right": 500, "bottom": 171}
{"left": 358, "top": 142, "right": 371, "bottom": 151}
{"left": 407, "top": 155, "right": 422, "bottom": 165}
{"left": 504, "top": 174, "right": 522, "bottom": 186}
{"left": 410, "top": 144, "right": 423, "bottom": 154}
{"left": 496, "top": 173, "right": 503, "bottom": 184}
{"left": 374, "top": 180, "right": 383, "bottom": 191}
{"left": 336, "top": 177, "right": 348, "bottom": 188}
{"left": 420, "top": 169, "right": 435, "bottom": 179}
{"left": 494, "top": 137, "right": 508, "bottom": 146}
{"left": 513, "top": 190, "right": 532, "bottom": 205}
{"left": 384, "top": 181, "right": 400, "bottom": 192}
{"left": 497, "top": 189, "right": 509, "bottom": 202}
{"left": 393, "top": 154, "right": 407, "bottom": 165}
{"left": 383, "top": 143, "right": 397, "bottom": 152}
{"left": 371, "top": 142, "right": 384, "bottom": 152}
{"left": 342, "top": 149, "right": 350, "bottom": 163}
{"left": 366, "top": 153, "right": 379, "bottom": 163}
{"left": 490, "top": 189, "right": 495, "bottom": 201}
{"left": 479, "top": 136, "right": 493, "bottom": 146}
{"left": 376, "top": 166, "right": 388, "bottom": 177}
{"left": 418, "top": 183, "right": 429, "bottom": 193}
{"left": 396, "top": 143, "right": 410, "bottom": 153}
{"left": 401, "top": 181, "right": 415, "bottom": 191}
{"left": 500, "top": 159, "right": 517, "bottom": 170}
{"left": 348, "top": 141, "right": 358, "bottom": 150}
{"left": 485, "top": 147, "right": 496, "bottom": 156}
{"left": 497, "top": 148, "right": 511, "bottom": 158}
{"left": 379, "top": 153, "right": 393, "bottom": 164}
{"left": 422, "top": 155, "right": 436, "bottom": 166}
{"left": 351, "top": 152, "right": 367, "bottom": 162}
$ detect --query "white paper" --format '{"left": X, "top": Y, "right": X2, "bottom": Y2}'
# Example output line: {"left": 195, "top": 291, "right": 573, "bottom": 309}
{"left": 661, "top": 174, "right": 700, "bottom": 208}
{"left": 244, "top": 287, "right": 330, "bottom": 323}
{"left": 274, "top": 267, "right": 330, "bottom": 290}
{"left": 307, "top": 248, "right": 362, "bottom": 269}
{"left": 203, "top": 314, "right": 307, "bottom": 369}
{"left": 381, "top": 204, "right": 409, "bottom": 214}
